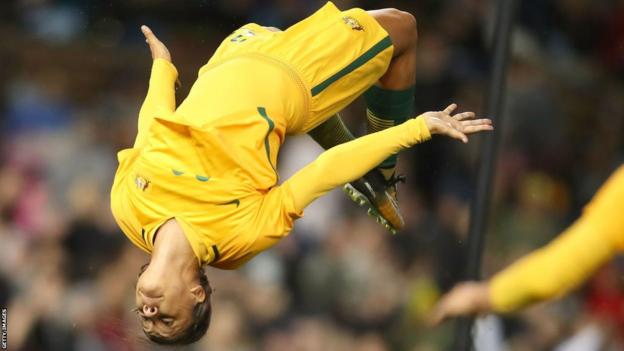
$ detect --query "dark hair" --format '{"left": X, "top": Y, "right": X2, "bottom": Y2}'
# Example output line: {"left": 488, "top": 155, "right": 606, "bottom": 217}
{"left": 138, "top": 264, "right": 213, "bottom": 345}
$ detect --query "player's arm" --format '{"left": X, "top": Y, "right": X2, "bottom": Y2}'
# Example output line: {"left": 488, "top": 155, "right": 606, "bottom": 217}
{"left": 430, "top": 166, "right": 624, "bottom": 324}
{"left": 133, "top": 25, "right": 179, "bottom": 148}
{"left": 284, "top": 104, "right": 492, "bottom": 211}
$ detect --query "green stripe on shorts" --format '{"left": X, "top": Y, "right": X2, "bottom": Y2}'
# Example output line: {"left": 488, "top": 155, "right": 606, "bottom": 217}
{"left": 311, "top": 35, "right": 392, "bottom": 97}
{"left": 257, "top": 107, "right": 278, "bottom": 179}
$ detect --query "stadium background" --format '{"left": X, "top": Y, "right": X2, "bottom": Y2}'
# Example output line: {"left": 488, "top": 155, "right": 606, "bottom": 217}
{"left": 1, "top": 0, "right": 623, "bottom": 350}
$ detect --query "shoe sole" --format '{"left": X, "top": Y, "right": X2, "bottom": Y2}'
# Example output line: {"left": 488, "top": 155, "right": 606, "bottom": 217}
{"left": 343, "top": 184, "right": 398, "bottom": 235}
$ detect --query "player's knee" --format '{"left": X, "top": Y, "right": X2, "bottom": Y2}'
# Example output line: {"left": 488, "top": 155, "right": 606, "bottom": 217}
{"left": 375, "top": 8, "right": 417, "bottom": 51}
{"left": 393, "top": 9, "right": 417, "bottom": 46}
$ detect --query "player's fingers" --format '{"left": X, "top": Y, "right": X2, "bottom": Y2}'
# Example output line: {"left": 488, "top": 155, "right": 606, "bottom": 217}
{"left": 443, "top": 114, "right": 464, "bottom": 132}
{"left": 461, "top": 118, "right": 492, "bottom": 127}
{"left": 435, "top": 111, "right": 458, "bottom": 125}
{"left": 443, "top": 103, "right": 457, "bottom": 114}
{"left": 461, "top": 119, "right": 493, "bottom": 133}
{"left": 453, "top": 111, "right": 476, "bottom": 121}
{"left": 427, "top": 307, "right": 446, "bottom": 326}
{"left": 428, "top": 296, "right": 459, "bottom": 326}
{"left": 141, "top": 25, "right": 152, "bottom": 39}
{"left": 463, "top": 124, "right": 494, "bottom": 134}
{"left": 141, "top": 25, "right": 153, "bottom": 36}
{"left": 432, "top": 113, "right": 454, "bottom": 129}
{"left": 141, "top": 25, "right": 159, "bottom": 44}
{"left": 443, "top": 125, "right": 468, "bottom": 143}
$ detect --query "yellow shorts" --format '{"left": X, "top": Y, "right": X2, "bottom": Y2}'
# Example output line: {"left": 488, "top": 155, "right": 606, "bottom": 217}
{"left": 202, "top": 1, "right": 394, "bottom": 134}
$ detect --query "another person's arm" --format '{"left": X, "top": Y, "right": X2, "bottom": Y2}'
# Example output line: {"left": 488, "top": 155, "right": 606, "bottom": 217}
{"left": 284, "top": 104, "right": 492, "bottom": 211}
{"left": 430, "top": 166, "right": 624, "bottom": 323}
{"left": 133, "top": 25, "right": 178, "bottom": 148}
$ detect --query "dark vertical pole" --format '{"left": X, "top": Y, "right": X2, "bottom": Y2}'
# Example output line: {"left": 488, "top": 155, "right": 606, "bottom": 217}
{"left": 453, "top": 0, "right": 517, "bottom": 350}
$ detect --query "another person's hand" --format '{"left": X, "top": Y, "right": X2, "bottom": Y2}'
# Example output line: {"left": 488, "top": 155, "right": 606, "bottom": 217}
{"left": 141, "top": 25, "right": 172, "bottom": 62}
{"left": 428, "top": 281, "right": 493, "bottom": 325}
{"left": 422, "top": 104, "right": 493, "bottom": 143}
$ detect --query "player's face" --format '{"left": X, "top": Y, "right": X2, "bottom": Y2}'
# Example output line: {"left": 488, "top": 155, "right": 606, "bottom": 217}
{"left": 134, "top": 267, "right": 198, "bottom": 339}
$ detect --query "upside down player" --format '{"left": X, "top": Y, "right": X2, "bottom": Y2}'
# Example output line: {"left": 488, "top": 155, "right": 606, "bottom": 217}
{"left": 430, "top": 166, "right": 624, "bottom": 325}
{"left": 110, "top": 2, "right": 493, "bottom": 345}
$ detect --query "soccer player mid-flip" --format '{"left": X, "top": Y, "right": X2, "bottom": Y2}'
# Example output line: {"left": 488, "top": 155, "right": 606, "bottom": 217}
{"left": 110, "top": 2, "right": 493, "bottom": 345}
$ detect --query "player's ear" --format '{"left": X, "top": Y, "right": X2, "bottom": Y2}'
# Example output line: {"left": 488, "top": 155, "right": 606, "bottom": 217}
{"left": 190, "top": 285, "right": 206, "bottom": 303}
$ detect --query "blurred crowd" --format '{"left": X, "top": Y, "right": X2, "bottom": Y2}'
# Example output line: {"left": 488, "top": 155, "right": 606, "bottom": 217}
{"left": 1, "top": 0, "right": 624, "bottom": 350}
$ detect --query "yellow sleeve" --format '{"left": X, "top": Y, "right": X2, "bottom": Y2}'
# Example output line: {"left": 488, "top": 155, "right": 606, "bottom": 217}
{"left": 283, "top": 116, "right": 431, "bottom": 211}
{"left": 489, "top": 165, "right": 624, "bottom": 313}
{"left": 133, "top": 58, "right": 178, "bottom": 148}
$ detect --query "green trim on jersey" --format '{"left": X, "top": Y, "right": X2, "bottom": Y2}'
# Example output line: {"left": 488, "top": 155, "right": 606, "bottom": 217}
{"left": 257, "top": 107, "right": 278, "bottom": 178}
{"left": 311, "top": 35, "right": 392, "bottom": 97}
{"left": 195, "top": 175, "right": 210, "bottom": 182}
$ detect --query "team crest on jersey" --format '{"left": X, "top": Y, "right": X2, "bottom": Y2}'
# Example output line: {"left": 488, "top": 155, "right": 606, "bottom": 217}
{"left": 135, "top": 175, "right": 150, "bottom": 191}
{"left": 343, "top": 16, "right": 364, "bottom": 31}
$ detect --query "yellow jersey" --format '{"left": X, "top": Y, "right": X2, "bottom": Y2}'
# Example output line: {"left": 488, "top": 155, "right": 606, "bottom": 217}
{"left": 490, "top": 165, "right": 624, "bottom": 312}
{"left": 110, "top": 2, "right": 431, "bottom": 269}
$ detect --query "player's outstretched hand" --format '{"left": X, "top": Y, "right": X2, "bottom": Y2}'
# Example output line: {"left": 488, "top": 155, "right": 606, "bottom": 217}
{"left": 428, "top": 281, "right": 492, "bottom": 326}
{"left": 422, "top": 104, "right": 493, "bottom": 143}
{"left": 141, "top": 25, "right": 172, "bottom": 62}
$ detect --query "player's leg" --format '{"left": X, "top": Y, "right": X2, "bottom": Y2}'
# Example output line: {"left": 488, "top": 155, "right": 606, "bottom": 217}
{"left": 305, "top": 9, "right": 417, "bottom": 233}
{"left": 343, "top": 9, "right": 418, "bottom": 233}
{"left": 366, "top": 8, "right": 417, "bottom": 177}
{"left": 309, "top": 111, "right": 408, "bottom": 233}
{"left": 267, "top": 3, "right": 416, "bottom": 232}
{"left": 310, "top": 10, "right": 416, "bottom": 169}
{"left": 307, "top": 113, "right": 354, "bottom": 148}
{"left": 308, "top": 9, "right": 417, "bottom": 151}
